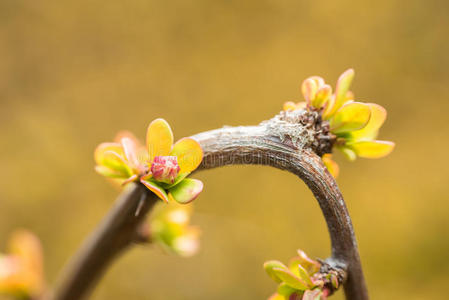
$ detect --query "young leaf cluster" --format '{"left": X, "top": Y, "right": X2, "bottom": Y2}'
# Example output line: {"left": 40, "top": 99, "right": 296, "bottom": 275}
{"left": 284, "top": 69, "right": 395, "bottom": 177}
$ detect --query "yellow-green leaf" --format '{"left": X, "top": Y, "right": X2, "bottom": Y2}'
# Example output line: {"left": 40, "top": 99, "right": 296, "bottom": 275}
{"left": 337, "top": 146, "right": 357, "bottom": 161}
{"left": 140, "top": 178, "right": 169, "bottom": 202}
{"left": 168, "top": 178, "right": 203, "bottom": 204}
{"left": 296, "top": 250, "right": 321, "bottom": 275}
{"left": 264, "top": 260, "right": 289, "bottom": 283}
{"left": 297, "top": 264, "right": 314, "bottom": 288}
{"left": 350, "top": 103, "right": 387, "bottom": 141}
{"left": 170, "top": 138, "right": 203, "bottom": 173}
{"left": 330, "top": 273, "right": 339, "bottom": 289}
{"left": 287, "top": 254, "right": 315, "bottom": 288}
{"left": 94, "top": 143, "right": 124, "bottom": 166}
{"left": 101, "top": 151, "right": 132, "bottom": 175}
{"left": 322, "top": 95, "right": 335, "bottom": 120}
{"left": 288, "top": 257, "right": 301, "bottom": 277}
{"left": 271, "top": 268, "right": 308, "bottom": 290}
{"left": 330, "top": 102, "right": 371, "bottom": 134}
{"left": 95, "top": 165, "right": 129, "bottom": 179}
{"left": 277, "top": 283, "right": 297, "bottom": 297}
{"left": 162, "top": 172, "right": 190, "bottom": 189}
{"left": 311, "top": 84, "right": 332, "bottom": 109}
{"left": 347, "top": 140, "right": 395, "bottom": 159}
{"left": 146, "top": 118, "right": 174, "bottom": 161}
{"left": 328, "top": 68, "right": 355, "bottom": 116}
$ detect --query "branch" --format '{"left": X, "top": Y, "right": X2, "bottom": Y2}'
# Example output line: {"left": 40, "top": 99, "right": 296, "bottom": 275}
{"left": 51, "top": 115, "right": 368, "bottom": 300}
{"left": 51, "top": 184, "right": 158, "bottom": 300}
{"left": 192, "top": 125, "right": 368, "bottom": 299}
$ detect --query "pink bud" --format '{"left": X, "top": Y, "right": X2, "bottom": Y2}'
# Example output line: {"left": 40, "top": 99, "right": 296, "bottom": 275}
{"left": 151, "top": 156, "right": 180, "bottom": 184}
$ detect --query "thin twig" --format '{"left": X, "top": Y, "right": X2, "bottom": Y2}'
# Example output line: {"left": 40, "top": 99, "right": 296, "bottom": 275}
{"left": 51, "top": 115, "right": 368, "bottom": 300}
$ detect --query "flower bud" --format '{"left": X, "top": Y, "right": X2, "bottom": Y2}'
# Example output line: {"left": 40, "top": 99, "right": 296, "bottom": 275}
{"left": 151, "top": 156, "right": 180, "bottom": 184}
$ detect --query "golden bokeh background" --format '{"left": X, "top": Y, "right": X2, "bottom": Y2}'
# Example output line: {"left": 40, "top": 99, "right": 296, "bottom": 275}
{"left": 1, "top": 1, "right": 448, "bottom": 299}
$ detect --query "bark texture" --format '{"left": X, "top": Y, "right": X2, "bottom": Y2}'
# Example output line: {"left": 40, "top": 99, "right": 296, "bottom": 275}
{"left": 51, "top": 111, "right": 368, "bottom": 300}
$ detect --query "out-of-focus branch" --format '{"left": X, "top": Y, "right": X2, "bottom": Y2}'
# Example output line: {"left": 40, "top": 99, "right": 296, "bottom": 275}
{"left": 51, "top": 116, "right": 368, "bottom": 300}
{"left": 51, "top": 184, "right": 158, "bottom": 300}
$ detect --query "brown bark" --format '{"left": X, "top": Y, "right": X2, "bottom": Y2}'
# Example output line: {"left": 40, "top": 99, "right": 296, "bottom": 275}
{"left": 51, "top": 114, "right": 369, "bottom": 300}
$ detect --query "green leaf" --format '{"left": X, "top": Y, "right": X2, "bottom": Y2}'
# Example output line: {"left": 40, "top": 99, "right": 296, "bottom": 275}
{"left": 277, "top": 282, "right": 297, "bottom": 297}
{"left": 311, "top": 84, "right": 332, "bottom": 109}
{"left": 94, "top": 166, "right": 129, "bottom": 179}
{"left": 337, "top": 146, "right": 357, "bottom": 161}
{"left": 271, "top": 268, "right": 308, "bottom": 290}
{"left": 264, "top": 260, "right": 289, "bottom": 283}
{"left": 168, "top": 178, "right": 203, "bottom": 204}
{"left": 102, "top": 150, "right": 133, "bottom": 176}
{"left": 297, "top": 264, "right": 314, "bottom": 288}
{"left": 160, "top": 172, "right": 190, "bottom": 189}
{"left": 330, "top": 273, "right": 339, "bottom": 289}
{"left": 94, "top": 142, "right": 124, "bottom": 165}
{"left": 328, "top": 68, "right": 355, "bottom": 116}
{"left": 94, "top": 148, "right": 132, "bottom": 179}
{"left": 349, "top": 103, "right": 386, "bottom": 141}
{"left": 146, "top": 118, "right": 174, "bottom": 161}
{"left": 347, "top": 140, "right": 395, "bottom": 159}
{"left": 296, "top": 250, "right": 321, "bottom": 274}
{"left": 330, "top": 102, "right": 371, "bottom": 134}
{"left": 170, "top": 137, "right": 203, "bottom": 173}
{"left": 140, "top": 178, "right": 169, "bottom": 202}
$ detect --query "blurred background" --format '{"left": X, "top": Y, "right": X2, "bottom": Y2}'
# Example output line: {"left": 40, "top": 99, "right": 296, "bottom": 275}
{"left": 0, "top": 0, "right": 448, "bottom": 299}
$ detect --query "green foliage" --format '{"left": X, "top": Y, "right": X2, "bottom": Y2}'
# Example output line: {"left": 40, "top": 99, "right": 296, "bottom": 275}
{"left": 264, "top": 249, "right": 326, "bottom": 300}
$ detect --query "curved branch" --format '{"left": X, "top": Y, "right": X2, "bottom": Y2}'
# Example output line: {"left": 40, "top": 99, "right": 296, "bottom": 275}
{"left": 51, "top": 122, "right": 368, "bottom": 300}
{"left": 191, "top": 125, "right": 368, "bottom": 300}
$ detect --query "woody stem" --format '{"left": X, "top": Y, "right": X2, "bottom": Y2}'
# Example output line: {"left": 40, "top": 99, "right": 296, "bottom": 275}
{"left": 51, "top": 121, "right": 368, "bottom": 300}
